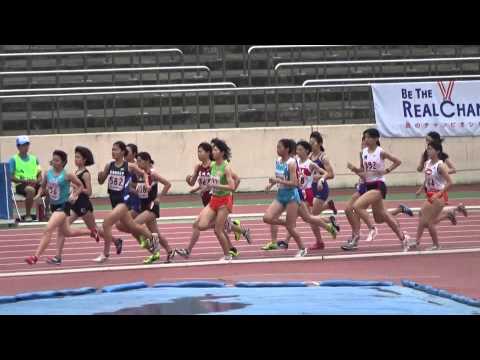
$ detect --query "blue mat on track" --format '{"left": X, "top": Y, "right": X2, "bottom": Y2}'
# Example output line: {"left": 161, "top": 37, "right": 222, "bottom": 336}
{"left": 1, "top": 285, "right": 479, "bottom": 315}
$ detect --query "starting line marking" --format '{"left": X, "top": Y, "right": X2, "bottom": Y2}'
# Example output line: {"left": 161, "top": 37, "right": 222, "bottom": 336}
{"left": 1, "top": 247, "right": 479, "bottom": 279}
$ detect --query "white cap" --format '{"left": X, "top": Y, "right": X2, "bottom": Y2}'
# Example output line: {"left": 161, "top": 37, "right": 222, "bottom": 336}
{"left": 16, "top": 135, "right": 30, "bottom": 146}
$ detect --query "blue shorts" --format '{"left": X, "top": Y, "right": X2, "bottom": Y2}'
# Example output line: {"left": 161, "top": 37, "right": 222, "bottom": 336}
{"left": 127, "top": 194, "right": 141, "bottom": 214}
{"left": 313, "top": 181, "right": 329, "bottom": 201}
{"left": 356, "top": 183, "right": 367, "bottom": 195}
{"left": 276, "top": 188, "right": 301, "bottom": 207}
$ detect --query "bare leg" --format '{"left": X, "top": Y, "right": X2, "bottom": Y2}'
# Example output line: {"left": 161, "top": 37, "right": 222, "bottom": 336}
{"left": 24, "top": 186, "right": 36, "bottom": 218}
{"left": 345, "top": 193, "right": 362, "bottom": 237}
{"left": 34, "top": 212, "right": 67, "bottom": 258}
{"left": 285, "top": 201, "right": 303, "bottom": 249}
{"left": 415, "top": 200, "right": 444, "bottom": 246}
{"left": 371, "top": 201, "right": 405, "bottom": 243}
{"left": 214, "top": 207, "right": 232, "bottom": 256}
{"left": 55, "top": 214, "right": 80, "bottom": 258}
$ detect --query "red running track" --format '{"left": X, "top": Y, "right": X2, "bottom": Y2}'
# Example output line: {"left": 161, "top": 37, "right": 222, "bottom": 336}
{"left": 0, "top": 209, "right": 479, "bottom": 298}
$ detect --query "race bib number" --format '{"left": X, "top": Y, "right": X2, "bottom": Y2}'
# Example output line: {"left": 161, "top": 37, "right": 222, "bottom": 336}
{"left": 210, "top": 176, "right": 220, "bottom": 186}
{"left": 365, "top": 161, "right": 377, "bottom": 171}
{"left": 198, "top": 174, "right": 210, "bottom": 187}
{"left": 108, "top": 175, "right": 125, "bottom": 192}
{"left": 136, "top": 183, "right": 149, "bottom": 199}
{"left": 47, "top": 182, "right": 60, "bottom": 201}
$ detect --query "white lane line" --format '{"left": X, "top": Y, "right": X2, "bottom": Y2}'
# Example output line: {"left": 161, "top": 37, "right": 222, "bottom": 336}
{"left": 1, "top": 247, "right": 479, "bottom": 278}
{"left": 12, "top": 206, "right": 480, "bottom": 228}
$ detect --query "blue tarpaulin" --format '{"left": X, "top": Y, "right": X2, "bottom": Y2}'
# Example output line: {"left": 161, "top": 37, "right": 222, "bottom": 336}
{"left": 1, "top": 286, "right": 479, "bottom": 315}
{"left": 0, "top": 163, "right": 13, "bottom": 220}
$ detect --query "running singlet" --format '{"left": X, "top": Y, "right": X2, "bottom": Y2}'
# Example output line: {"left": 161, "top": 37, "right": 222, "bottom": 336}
{"left": 275, "top": 157, "right": 296, "bottom": 189}
{"left": 210, "top": 160, "right": 231, "bottom": 197}
{"left": 137, "top": 171, "right": 158, "bottom": 202}
{"left": 75, "top": 169, "right": 91, "bottom": 204}
{"left": 424, "top": 160, "right": 446, "bottom": 192}
{"left": 197, "top": 164, "right": 213, "bottom": 206}
{"left": 297, "top": 157, "right": 314, "bottom": 190}
{"left": 46, "top": 169, "right": 70, "bottom": 205}
{"left": 311, "top": 152, "right": 327, "bottom": 188}
{"left": 362, "top": 146, "right": 386, "bottom": 183}
{"left": 107, "top": 161, "right": 131, "bottom": 203}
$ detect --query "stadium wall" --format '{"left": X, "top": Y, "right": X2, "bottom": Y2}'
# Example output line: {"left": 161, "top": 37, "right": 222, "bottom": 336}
{"left": 1, "top": 125, "right": 478, "bottom": 197}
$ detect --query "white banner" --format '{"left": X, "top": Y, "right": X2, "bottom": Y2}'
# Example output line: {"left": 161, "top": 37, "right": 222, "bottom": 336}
{"left": 372, "top": 80, "right": 480, "bottom": 137}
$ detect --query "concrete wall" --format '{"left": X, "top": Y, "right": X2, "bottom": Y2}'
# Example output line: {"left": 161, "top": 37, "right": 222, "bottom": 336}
{"left": 1, "top": 125, "right": 479, "bottom": 198}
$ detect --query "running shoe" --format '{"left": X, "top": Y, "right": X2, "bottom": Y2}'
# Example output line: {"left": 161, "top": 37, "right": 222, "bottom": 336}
{"left": 90, "top": 229, "right": 100, "bottom": 243}
{"left": 277, "top": 240, "right": 289, "bottom": 249}
{"left": 25, "top": 255, "right": 38, "bottom": 265}
{"left": 165, "top": 250, "right": 176, "bottom": 263}
{"left": 46, "top": 256, "right": 62, "bottom": 265}
{"left": 399, "top": 204, "right": 414, "bottom": 217}
{"left": 366, "top": 227, "right": 378, "bottom": 242}
{"left": 232, "top": 220, "right": 242, "bottom": 241}
{"left": 224, "top": 217, "right": 233, "bottom": 233}
{"left": 229, "top": 247, "right": 239, "bottom": 258}
{"left": 341, "top": 235, "right": 359, "bottom": 251}
{"left": 175, "top": 248, "right": 191, "bottom": 259}
{"left": 447, "top": 211, "right": 457, "bottom": 225}
{"left": 242, "top": 227, "right": 252, "bottom": 244}
{"left": 261, "top": 241, "right": 278, "bottom": 251}
{"left": 114, "top": 238, "right": 123, "bottom": 255}
{"left": 457, "top": 203, "right": 468, "bottom": 217}
{"left": 329, "top": 216, "right": 340, "bottom": 232}
{"left": 138, "top": 235, "right": 149, "bottom": 249}
{"left": 325, "top": 224, "right": 336, "bottom": 239}
{"left": 143, "top": 251, "right": 160, "bottom": 265}
{"left": 426, "top": 245, "right": 441, "bottom": 251}
{"left": 93, "top": 254, "right": 109, "bottom": 263}
{"left": 309, "top": 242, "right": 325, "bottom": 251}
{"left": 148, "top": 234, "right": 160, "bottom": 254}
{"left": 295, "top": 248, "right": 308, "bottom": 257}
{"left": 327, "top": 200, "right": 338, "bottom": 215}
{"left": 219, "top": 255, "right": 233, "bottom": 262}
{"left": 403, "top": 233, "right": 417, "bottom": 252}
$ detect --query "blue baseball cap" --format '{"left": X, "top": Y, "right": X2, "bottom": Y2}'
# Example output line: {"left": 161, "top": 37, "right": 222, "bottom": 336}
{"left": 16, "top": 135, "right": 30, "bottom": 146}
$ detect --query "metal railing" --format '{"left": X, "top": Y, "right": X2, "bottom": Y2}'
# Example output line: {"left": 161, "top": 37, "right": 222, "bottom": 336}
{"left": 2, "top": 74, "right": 478, "bottom": 135}
{"left": 0, "top": 83, "right": 371, "bottom": 134}
{"left": 302, "top": 74, "right": 480, "bottom": 86}
{"left": 0, "top": 82, "right": 237, "bottom": 134}
{"left": 274, "top": 56, "right": 480, "bottom": 112}
{"left": 274, "top": 56, "right": 480, "bottom": 82}
{"left": 0, "top": 65, "right": 214, "bottom": 126}
{"left": 246, "top": 45, "right": 355, "bottom": 109}
{"left": 0, "top": 82, "right": 237, "bottom": 94}
{"left": 0, "top": 48, "right": 188, "bottom": 120}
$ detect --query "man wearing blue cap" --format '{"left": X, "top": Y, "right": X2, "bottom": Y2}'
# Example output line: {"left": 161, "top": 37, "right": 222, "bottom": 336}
{"left": 9, "top": 136, "right": 43, "bottom": 222}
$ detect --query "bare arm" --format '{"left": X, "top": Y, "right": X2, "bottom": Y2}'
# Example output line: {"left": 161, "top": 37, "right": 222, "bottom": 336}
{"left": 445, "top": 158, "right": 457, "bottom": 175}
{"left": 417, "top": 153, "right": 426, "bottom": 173}
{"left": 437, "top": 164, "right": 453, "bottom": 194}
{"left": 80, "top": 171, "right": 93, "bottom": 197}
{"left": 152, "top": 172, "right": 172, "bottom": 197}
{"left": 33, "top": 172, "right": 48, "bottom": 200}
{"left": 186, "top": 164, "right": 201, "bottom": 186}
{"left": 98, "top": 163, "right": 110, "bottom": 185}
{"left": 320, "top": 155, "right": 335, "bottom": 181}
{"left": 67, "top": 172, "right": 85, "bottom": 196}
{"left": 381, "top": 151, "right": 402, "bottom": 174}
{"left": 310, "top": 162, "right": 327, "bottom": 183}
{"left": 231, "top": 171, "right": 241, "bottom": 191}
